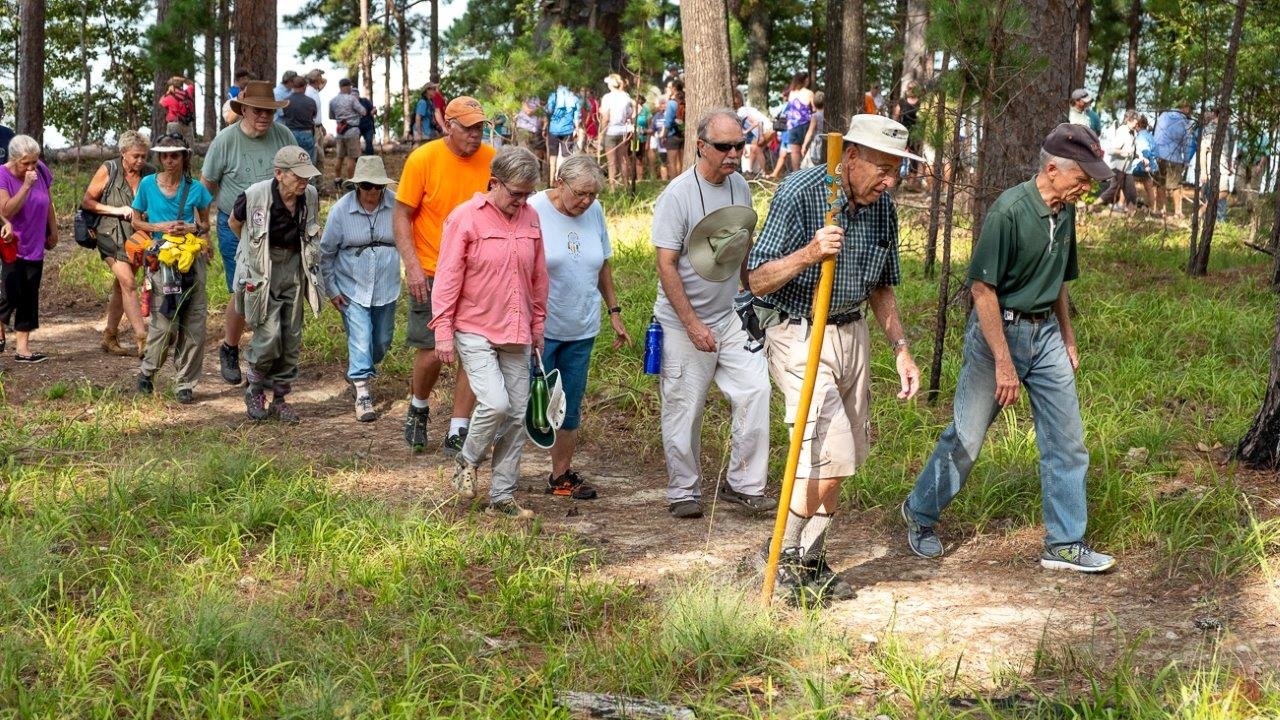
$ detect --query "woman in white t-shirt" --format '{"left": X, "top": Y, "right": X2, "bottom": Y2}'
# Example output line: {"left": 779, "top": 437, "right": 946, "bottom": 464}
{"left": 599, "top": 74, "right": 635, "bottom": 188}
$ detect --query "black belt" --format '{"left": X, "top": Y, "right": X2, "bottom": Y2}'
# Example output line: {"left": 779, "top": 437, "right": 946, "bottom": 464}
{"left": 1002, "top": 308, "right": 1053, "bottom": 324}
{"left": 784, "top": 308, "right": 863, "bottom": 327}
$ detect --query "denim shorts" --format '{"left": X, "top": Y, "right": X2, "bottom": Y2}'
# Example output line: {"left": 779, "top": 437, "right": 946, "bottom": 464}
{"left": 541, "top": 336, "right": 596, "bottom": 431}
{"left": 217, "top": 210, "right": 238, "bottom": 292}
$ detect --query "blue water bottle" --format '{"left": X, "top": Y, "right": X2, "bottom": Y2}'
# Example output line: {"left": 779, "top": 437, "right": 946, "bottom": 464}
{"left": 643, "top": 316, "right": 663, "bottom": 375}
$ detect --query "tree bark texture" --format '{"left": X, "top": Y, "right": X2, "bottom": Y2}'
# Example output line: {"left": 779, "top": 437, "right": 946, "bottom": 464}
{"left": 151, "top": 0, "right": 174, "bottom": 140}
{"left": 203, "top": 8, "right": 217, "bottom": 140}
{"left": 887, "top": 0, "right": 907, "bottom": 103}
{"left": 1072, "top": 0, "right": 1091, "bottom": 92}
{"left": 360, "top": 0, "right": 373, "bottom": 92}
{"left": 923, "top": 49, "right": 950, "bottom": 278}
{"left": 825, "top": 0, "right": 866, "bottom": 135}
{"left": 235, "top": 0, "right": 277, "bottom": 83}
{"left": 679, "top": 0, "right": 734, "bottom": 168}
{"left": 902, "top": 0, "right": 930, "bottom": 93}
{"left": 17, "top": 0, "right": 45, "bottom": 142}
{"left": 1124, "top": 0, "right": 1140, "bottom": 109}
{"left": 1188, "top": 0, "right": 1247, "bottom": 277}
{"left": 1237, "top": 292, "right": 1280, "bottom": 468}
{"left": 537, "top": 0, "right": 627, "bottom": 69}
{"left": 80, "top": 2, "right": 90, "bottom": 149}
{"left": 219, "top": 0, "right": 230, "bottom": 127}
{"left": 928, "top": 79, "right": 967, "bottom": 403}
{"left": 430, "top": 0, "right": 440, "bottom": 81}
{"left": 396, "top": 0, "right": 412, "bottom": 137}
{"left": 972, "top": 0, "right": 1076, "bottom": 247}
{"left": 744, "top": 0, "right": 770, "bottom": 110}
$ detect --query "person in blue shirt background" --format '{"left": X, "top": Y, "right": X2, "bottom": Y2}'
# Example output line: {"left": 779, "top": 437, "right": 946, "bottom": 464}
{"left": 545, "top": 84, "right": 581, "bottom": 182}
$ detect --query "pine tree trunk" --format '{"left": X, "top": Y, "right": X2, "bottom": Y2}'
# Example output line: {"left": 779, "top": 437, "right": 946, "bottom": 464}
{"left": 1270, "top": 191, "right": 1280, "bottom": 291}
{"left": 219, "top": 0, "right": 230, "bottom": 127}
{"left": 902, "top": 0, "right": 930, "bottom": 91}
{"left": 397, "top": 0, "right": 412, "bottom": 138}
{"left": 1096, "top": 43, "right": 1116, "bottom": 101}
{"left": 679, "top": 0, "right": 733, "bottom": 168}
{"left": 1124, "top": 0, "right": 1140, "bottom": 110}
{"left": 1072, "top": 0, "right": 1091, "bottom": 91}
{"left": 360, "top": 0, "right": 372, "bottom": 91}
{"left": 1237, "top": 293, "right": 1280, "bottom": 468}
{"left": 79, "top": 2, "right": 90, "bottom": 150}
{"left": 151, "top": 0, "right": 173, "bottom": 140}
{"left": 887, "top": 0, "right": 907, "bottom": 101}
{"left": 235, "top": 0, "right": 277, "bottom": 83}
{"left": 430, "top": 0, "right": 440, "bottom": 82}
{"left": 923, "top": 49, "right": 950, "bottom": 278}
{"left": 16, "top": 0, "right": 45, "bottom": 142}
{"left": 825, "top": 0, "right": 865, "bottom": 135}
{"left": 203, "top": 11, "right": 217, "bottom": 140}
{"left": 973, "top": 0, "right": 1076, "bottom": 243}
{"left": 382, "top": 0, "right": 391, "bottom": 144}
{"left": 1188, "top": 0, "right": 1247, "bottom": 277}
{"left": 745, "top": 0, "right": 770, "bottom": 110}
{"left": 928, "top": 79, "right": 967, "bottom": 403}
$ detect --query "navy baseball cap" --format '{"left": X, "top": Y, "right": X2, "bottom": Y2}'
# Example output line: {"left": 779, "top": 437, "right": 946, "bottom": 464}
{"left": 1042, "top": 123, "right": 1112, "bottom": 180}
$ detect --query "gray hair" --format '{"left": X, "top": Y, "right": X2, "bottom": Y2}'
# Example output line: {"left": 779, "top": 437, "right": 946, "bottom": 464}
{"left": 117, "top": 130, "right": 149, "bottom": 153}
{"left": 556, "top": 154, "right": 604, "bottom": 191}
{"left": 490, "top": 145, "right": 541, "bottom": 186}
{"left": 697, "top": 108, "right": 741, "bottom": 142}
{"left": 1039, "top": 148, "right": 1078, "bottom": 173}
{"left": 8, "top": 134, "right": 40, "bottom": 160}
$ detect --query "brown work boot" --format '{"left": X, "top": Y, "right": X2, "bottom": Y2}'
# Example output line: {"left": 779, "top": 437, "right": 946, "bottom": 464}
{"left": 100, "top": 328, "right": 127, "bottom": 356}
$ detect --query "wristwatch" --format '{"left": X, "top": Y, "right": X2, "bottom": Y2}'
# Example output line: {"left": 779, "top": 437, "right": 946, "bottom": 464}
{"left": 891, "top": 337, "right": 910, "bottom": 352}
{"left": 608, "top": 306, "right": 622, "bottom": 315}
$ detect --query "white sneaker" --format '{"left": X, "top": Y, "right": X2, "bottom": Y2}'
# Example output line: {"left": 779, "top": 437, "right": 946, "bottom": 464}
{"left": 355, "top": 394, "right": 376, "bottom": 422}
{"left": 450, "top": 460, "right": 477, "bottom": 500}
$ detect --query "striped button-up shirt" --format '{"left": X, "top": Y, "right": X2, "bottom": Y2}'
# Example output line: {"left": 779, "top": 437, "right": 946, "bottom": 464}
{"left": 429, "top": 192, "right": 549, "bottom": 353}
{"left": 318, "top": 189, "right": 402, "bottom": 308}
{"left": 747, "top": 165, "right": 901, "bottom": 318}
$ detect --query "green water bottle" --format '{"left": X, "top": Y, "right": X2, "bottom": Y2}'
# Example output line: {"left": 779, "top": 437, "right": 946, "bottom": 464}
{"left": 529, "top": 363, "right": 550, "bottom": 433}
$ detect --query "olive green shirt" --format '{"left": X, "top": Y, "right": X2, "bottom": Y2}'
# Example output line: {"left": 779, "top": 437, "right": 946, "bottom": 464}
{"left": 967, "top": 178, "right": 1078, "bottom": 314}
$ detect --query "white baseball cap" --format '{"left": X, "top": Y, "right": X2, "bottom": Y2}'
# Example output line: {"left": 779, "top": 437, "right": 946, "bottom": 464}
{"left": 843, "top": 114, "right": 924, "bottom": 162}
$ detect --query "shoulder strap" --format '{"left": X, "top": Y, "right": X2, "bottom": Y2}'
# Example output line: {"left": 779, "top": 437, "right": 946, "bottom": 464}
{"left": 176, "top": 176, "right": 191, "bottom": 223}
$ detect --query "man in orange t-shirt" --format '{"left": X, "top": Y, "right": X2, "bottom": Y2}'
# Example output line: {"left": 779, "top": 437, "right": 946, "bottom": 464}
{"left": 394, "top": 96, "right": 497, "bottom": 455}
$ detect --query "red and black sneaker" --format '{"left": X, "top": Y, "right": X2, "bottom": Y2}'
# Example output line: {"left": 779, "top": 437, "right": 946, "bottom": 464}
{"left": 545, "top": 469, "right": 598, "bottom": 500}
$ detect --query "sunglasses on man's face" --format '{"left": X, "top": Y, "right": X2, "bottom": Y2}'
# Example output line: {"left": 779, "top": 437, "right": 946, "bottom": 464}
{"left": 357, "top": 182, "right": 380, "bottom": 191}
{"left": 707, "top": 140, "right": 746, "bottom": 153}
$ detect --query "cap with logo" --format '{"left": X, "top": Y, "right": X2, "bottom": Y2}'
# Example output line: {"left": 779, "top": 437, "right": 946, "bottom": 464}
{"left": 843, "top": 114, "right": 924, "bottom": 162}
{"left": 444, "top": 96, "right": 487, "bottom": 127}
{"left": 1041, "top": 123, "right": 1113, "bottom": 180}
{"left": 273, "top": 146, "right": 321, "bottom": 179}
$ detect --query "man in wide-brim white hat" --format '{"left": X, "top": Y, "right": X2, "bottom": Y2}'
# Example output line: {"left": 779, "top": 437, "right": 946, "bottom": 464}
{"left": 746, "top": 113, "right": 922, "bottom": 605}
{"left": 650, "top": 108, "right": 777, "bottom": 521}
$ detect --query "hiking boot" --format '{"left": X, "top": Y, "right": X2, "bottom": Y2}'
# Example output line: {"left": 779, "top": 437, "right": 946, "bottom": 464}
{"left": 1040, "top": 542, "right": 1116, "bottom": 573}
{"left": 404, "top": 404, "right": 429, "bottom": 451}
{"left": 269, "top": 397, "right": 301, "bottom": 424}
{"left": 802, "top": 549, "right": 856, "bottom": 602}
{"left": 719, "top": 484, "right": 778, "bottom": 513}
{"left": 668, "top": 499, "right": 703, "bottom": 519}
{"left": 175, "top": 388, "right": 195, "bottom": 404}
{"left": 355, "top": 395, "right": 376, "bottom": 422}
{"left": 442, "top": 427, "right": 467, "bottom": 458}
{"left": 220, "top": 343, "right": 242, "bottom": 385}
{"left": 758, "top": 539, "right": 810, "bottom": 604}
{"left": 450, "top": 459, "right": 477, "bottom": 500}
{"left": 101, "top": 328, "right": 131, "bottom": 356}
{"left": 135, "top": 373, "right": 154, "bottom": 395}
{"left": 546, "top": 469, "right": 598, "bottom": 500}
{"left": 244, "top": 386, "right": 268, "bottom": 421}
{"left": 901, "top": 501, "right": 944, "bottom": 559}
{"left": 485, "top": 499, "right": 534, "bottom": 519}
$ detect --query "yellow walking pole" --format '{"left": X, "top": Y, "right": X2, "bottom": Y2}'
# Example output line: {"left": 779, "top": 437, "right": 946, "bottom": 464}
{"left": 761, "top": 131, "right": 845, "bottom": 606}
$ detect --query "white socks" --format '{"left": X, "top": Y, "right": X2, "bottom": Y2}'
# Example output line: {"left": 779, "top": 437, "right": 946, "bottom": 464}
{"left": 410, "top": 395, "right": 428, "bottom": 409}
{"left": 448, "top": 417, "right": 469, "bottom": 435}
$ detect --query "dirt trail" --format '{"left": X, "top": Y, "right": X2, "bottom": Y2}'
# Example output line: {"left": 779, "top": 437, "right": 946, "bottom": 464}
{"left": 6, "top": 241, "right": 1279, "bottom": 689}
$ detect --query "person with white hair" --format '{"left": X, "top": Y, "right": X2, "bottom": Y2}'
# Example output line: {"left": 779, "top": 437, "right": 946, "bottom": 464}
{"left": 0, "top": 134, "right": 57, "bottom": 363}
{"left": 430, "top": 146, "right": 549, "bottom": 519}
{"left": 599, "top": 73, "right": 634, "bottom": 188}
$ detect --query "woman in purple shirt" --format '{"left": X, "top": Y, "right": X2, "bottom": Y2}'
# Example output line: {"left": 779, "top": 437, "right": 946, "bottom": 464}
{"left": 0, "top": 134, "right": 57, "bottom": 364}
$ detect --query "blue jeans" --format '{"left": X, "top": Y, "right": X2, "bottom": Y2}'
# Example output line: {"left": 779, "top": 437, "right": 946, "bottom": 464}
{"left": 542, "top": 336, "right": 596, "bottom": 430}
{"left": 340, "top": 299, "right": 397, "bottom": 381}
{"left": 907, "top": 314, "right": 1089, "bottom": 547}
{"left": 292, "top": 129, "right": 317, "bottom": 164}
{"left": 217, "top": 210, "right": 238, "bottom": 291}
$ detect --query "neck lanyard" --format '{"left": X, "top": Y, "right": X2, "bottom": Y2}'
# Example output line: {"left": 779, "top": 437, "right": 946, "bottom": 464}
{"left": 693, "top": 168, "right": 735, "bottom": 217}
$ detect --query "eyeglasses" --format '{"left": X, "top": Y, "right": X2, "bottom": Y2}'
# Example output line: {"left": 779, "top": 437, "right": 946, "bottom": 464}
{"left": 563, "top": 183, "right": 598, "bottom": 201}
{"left": 707, "top": 140, "right": 747, "bottom": 153}
{"left": 357, "top": 182, "right": 380, "bottom": 191}
{"left": 450, "top": 119, "right": 485, "bottom": 135}
{"left": 497, "top": 179, "right": 534, "bottom": 201}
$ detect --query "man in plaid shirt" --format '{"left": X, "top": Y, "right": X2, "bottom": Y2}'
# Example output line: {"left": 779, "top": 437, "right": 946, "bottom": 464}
{"left": 747, "top": 114, "right": 922, "bottom": 605}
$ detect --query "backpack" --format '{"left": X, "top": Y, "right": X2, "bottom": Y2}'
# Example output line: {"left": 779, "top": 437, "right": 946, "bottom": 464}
{"left": 74, "top": 160, "right": 119, "bottom": 249}
{"left": 672, "top": 99, "right": 686, "bottom": 137}
{"left": 176, "top": 89, "right": 196, "bottom": 126}
{"left": 550, "top": 88, "right": 574, "bottom": 126}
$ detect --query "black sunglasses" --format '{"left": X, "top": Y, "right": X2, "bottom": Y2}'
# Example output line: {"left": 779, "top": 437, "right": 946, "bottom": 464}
{"left": 708, "top": 140, "right": 746, "bottom": 152}
{"left": 357, "top": 182, "right": 380, "bottom": 191}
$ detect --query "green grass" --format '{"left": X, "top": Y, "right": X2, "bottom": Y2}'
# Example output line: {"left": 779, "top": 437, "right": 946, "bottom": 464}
{"left": 9, "top": 169, "right": 1280, "bottom": 715}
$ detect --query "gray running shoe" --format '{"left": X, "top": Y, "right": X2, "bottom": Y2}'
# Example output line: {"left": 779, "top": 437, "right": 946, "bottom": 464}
{"left": 1040, "top": 542, "right": 1116, "bottom": 573}
{"left": 355, "top": 395, "right": 376, "bottom": 422}
{"left": 719, "top": 484, "right": 778, "bottom": 513}
{"left": 485, "top": 499, "right": 533, "bottom": 519}
{"left": 668, "top": 499, "right": 704, "bottom": 519}
{"left": 450, "top": 460, "right": 477, "bottom": 500}
{"left": 442, "top": 427, "right": 468, "bottom": 458}
{"left": 901, "top": 501, "right": 944, "bottom": 559}
{"left": 244, "top": 386, "right": 269, "bottom": 421}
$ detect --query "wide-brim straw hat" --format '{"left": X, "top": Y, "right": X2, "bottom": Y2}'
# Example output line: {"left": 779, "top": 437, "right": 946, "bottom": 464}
{"left": 686, "top": 205, "right": 759, "bottom": 282}
{"left": 843, "top": 114, "right": 925, "bottom": 162}
{"left": 342, "top": 155, "right": 398, "bottom": 191}
{"left": 230, "top": 80, "right": 289, "bottom": 115}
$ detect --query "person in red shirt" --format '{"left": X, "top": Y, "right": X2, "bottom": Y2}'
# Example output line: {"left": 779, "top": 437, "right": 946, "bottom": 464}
{"left": 159, "top": 76, "right": 196, "bottom": 146}
{"left": 577, "top": 87, "right": 599, "bottom": 153}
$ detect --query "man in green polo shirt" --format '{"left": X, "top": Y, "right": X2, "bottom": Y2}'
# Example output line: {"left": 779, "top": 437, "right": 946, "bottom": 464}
{"left": 903, "top": 123, "right": 1117, "bottom": 573}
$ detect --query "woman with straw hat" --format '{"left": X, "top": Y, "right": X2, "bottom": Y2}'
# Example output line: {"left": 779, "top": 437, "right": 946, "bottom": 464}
{"left": 319, "top": 155, "right": 401, "bottom": 422}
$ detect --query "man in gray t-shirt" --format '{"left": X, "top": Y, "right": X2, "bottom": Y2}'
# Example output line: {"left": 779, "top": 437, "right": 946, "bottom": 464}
{"left": 651, "top": 110, "right": 774, "bottom": 519}
{"left": 329, "top": 78, "right": 367, "bottom": 185}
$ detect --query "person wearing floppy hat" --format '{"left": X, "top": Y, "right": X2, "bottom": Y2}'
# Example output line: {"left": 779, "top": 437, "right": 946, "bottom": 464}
{"left": 201, "top": 79, "right": 298, "bottom": 389}
{"left": 319, "top": 155, "right": 401, "bottom": 422}
{"left": 228, "top": 146, "right": 324, "bottom": 423}
{"left": 131, "top": 133, "right": 215, "bottom": 403}
{"left": 903, "top": 123, "right": 1116, "bottom": 575}
{"left": 652, "top": 109, "right": 775, "bottom": 520}
{"left": 747, "top": 113, "right": 924, "bottom": 604}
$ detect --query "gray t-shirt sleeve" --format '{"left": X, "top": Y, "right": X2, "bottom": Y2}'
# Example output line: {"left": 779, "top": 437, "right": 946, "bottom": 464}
{"left": 651, "top": 181, "right": 688, "bottom": 252}
{"left": 596, "top": 203, "right": 612, "bottom": 260}
{"left": 202, "top": 134, "right": 226, "bottom": 184}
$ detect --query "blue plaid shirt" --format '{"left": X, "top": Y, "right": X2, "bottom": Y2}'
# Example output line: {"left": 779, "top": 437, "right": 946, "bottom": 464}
{"left": 747, "top": 165, "right": 901, "bottom": 318}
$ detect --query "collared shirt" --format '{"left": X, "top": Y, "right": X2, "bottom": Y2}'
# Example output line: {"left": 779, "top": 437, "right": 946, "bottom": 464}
{"left": 1154, "top": 110, "right": 1191, "bottom": 163}
{"left": 233, "top": 179, "right": 305, "bottom": 251}
{"left": 429, "top": 192, "right": 549, "bottom": 352}
{"left": 966, "top": 178, "right": 1078, "bottom": 314}
{"left": 318, "top": 188, "right": 401, "bottom": 308}
{"left": 747, "top": 165, "right": 901, "bottom": 319}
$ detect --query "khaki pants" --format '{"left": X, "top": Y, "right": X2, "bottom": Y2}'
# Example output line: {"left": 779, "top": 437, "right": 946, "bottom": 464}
{"left": 244, "top": 247, "right": 304, "bottom": 395}
{"left": 140, "top": 258, "right": 208, "bottom": 391}
{"left": 455, "top": 331, "right": 529, "bottom": 504}
{"left": 764, "top": 319, "right": 871, "bottom": 480}
{"left": 658, "top": 315, "right": 771, "bottom": 502}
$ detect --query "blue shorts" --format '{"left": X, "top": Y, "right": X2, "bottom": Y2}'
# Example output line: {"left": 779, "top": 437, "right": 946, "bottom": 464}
{"left": 785, "top": 122, "right": 809, "bottom": 147}
{"left": 217, "top": 210, "right": 238, "bottom": 291}
{"left": 541, "top": 336, "right": 596, "bottom": 431}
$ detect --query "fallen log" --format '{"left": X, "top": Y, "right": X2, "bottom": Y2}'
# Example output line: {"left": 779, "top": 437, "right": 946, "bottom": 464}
{"left": 555, "top": 691, "right": 695, "bottom": 719}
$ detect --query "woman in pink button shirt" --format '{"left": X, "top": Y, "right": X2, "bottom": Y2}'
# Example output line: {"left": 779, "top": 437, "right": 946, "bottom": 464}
{"left": 431, "top": 146, "right": 548, "bottom": 519}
